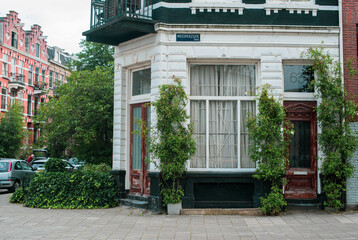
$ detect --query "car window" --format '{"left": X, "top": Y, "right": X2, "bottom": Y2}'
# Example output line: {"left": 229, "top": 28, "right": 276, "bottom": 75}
{"left": 14, "top": 161, "right": 22, "bottom": 170}
{"left": 33, "top": 151, "right": 48, "bottom": 158}
{"left": 32, "top": 163, "right": 44, "bottom": 169}
{"left": 0, "top": 162, "right": 9, "bottom": 172}
{"left": 21, "top": 162, "right": 33, "bottom": 171}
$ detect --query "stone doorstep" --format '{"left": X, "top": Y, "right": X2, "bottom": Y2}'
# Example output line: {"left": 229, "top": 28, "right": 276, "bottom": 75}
{"left": 180, "top": 208, "right": 262, "bottom": 216}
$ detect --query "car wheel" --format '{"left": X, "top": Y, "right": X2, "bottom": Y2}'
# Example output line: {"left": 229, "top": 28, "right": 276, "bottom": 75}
{"left": 9, "top": 181, "right": 20, "bottom": 193}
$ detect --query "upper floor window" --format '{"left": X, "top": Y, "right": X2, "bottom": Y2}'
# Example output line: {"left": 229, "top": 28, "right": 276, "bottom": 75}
{"left": 132, "top": 68, "right": 151, "bottom": 96}
{"left": 19, "top": 60, "right": 24, "bottom": 77}
{"left": 36, "top": 43, "right": 40, "bottom": 58}
{"left": 190, "top": 64, "right": 256, "bottom": 170}
{"left": 2, "top": 54, "right": 9, "bottom": 77}
{"left": 49, "top": 71, "right": 53, "bottom": 89}
{"left": 42, "top": 69, "right": 46, "bottom": 84}
{"left": 28, "top": 65, "right": 33, "bottom": 85}
{"left": 1, "top": 88, "right": 7, "bottom": 110}
{"left": 11, "top": 58, "right": 16, "bottom": 80}
{"left": 35, "top": 67, "right": 40, "bottom": 84}
{"left": 284, "top": 65, "right": 314, "bottom": 92}
{"left": 27, "top": 95, "right": 32, "bottom": 116}
{"left": 25, "top": 36, "right": 29, "bottom": 52}
{"left": 11, "top": 32, "right": 18, "bottom": 49}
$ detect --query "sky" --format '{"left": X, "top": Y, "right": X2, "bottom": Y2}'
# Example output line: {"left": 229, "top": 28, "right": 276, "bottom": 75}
{"left": 1, "top": 0, "right": 91, "bottom": 55}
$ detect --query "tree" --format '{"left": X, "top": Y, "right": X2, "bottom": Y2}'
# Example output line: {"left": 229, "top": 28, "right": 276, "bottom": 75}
{"left": 36, "top": 65, "right": 114, "bottom": 164}
{"left": 0, "top": 102, "right": 26, "bottom": 158}
{"left": 70, "top": 40, "right": 114, "bottom": 71}
{"left": 305, "top": 48, "right": 358, "bottom": 211}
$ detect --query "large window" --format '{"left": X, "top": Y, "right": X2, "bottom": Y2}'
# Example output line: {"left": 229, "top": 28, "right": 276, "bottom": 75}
{"left": 11, "top": 58, "right": 16, "bottom": 81}
{"left": 190, "top": 64, "right": 256, "bottom": 169}
{"left": 28, "top": 65, "right": 33, "bottom": 85}
{"left": 1, "top": 88, "right": 7, "bottom": 110}
{"left": 132, "top": 68, "right": 151, "bottom": 96}
{"left": 2, "top": 54, "right": 9, "bottom": 77}
{"left": 11, "top": 32, "right": 18, "bottom": 48}
{"left": 27, "top": 95, "right": 32, "bottom": 116}
{"left": 35, "top": 67, "right": 39, "bottom": 85}
{"left": 36, "top": 43, "right": 40, "bottom": 58}
{"left": 284, "top": 65, "right": 314, "bottom": 92}
{"left": 49, "top": 71, "right": 53, "bottom": 88}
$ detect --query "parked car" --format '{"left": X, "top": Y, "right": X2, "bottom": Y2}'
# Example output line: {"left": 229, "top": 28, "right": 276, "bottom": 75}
{"left": 32, "top": 149, "right": 49, "bottom": 162}
{"left": 0, "top": 159, "right": 36, "bottom": 192}
{"left": 32, "top": 159, "right": 76, "bottom": 173}
{"left": 68, "top": 157, "right": 86, "bottom": 170}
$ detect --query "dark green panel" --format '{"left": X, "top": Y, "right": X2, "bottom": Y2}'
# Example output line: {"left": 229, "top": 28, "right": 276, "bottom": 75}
{"left": 153, "top": 8, "right": 338, "bottom": 26}
{"left": 315, "top": 0, "right": 338, "bottom": 6}
{"left": 243, "top": 0, "right": 266, "bottom": 3}
{"left": 153, "top": 0, "right": 191, "bottom": 3}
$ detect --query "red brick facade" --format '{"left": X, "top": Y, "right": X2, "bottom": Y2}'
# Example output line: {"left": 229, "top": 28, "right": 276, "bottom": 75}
{"left": 342, "top": 0, "right": 358, "bottom": 104}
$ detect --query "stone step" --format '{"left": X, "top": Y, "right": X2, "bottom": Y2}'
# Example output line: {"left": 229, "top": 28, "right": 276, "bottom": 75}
{"left": 120, "top": 198, "right": 149, "bottom": 209}
{"left": 181, "top": 208, "right": 261, "bottom": 216}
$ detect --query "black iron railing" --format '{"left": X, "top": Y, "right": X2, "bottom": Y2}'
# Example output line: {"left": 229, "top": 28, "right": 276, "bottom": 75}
{"left": 90, "top": 0, "right": 153, "bottom": 28}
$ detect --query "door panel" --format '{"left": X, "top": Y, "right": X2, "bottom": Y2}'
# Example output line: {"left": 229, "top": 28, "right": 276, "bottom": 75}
{"left": 284, "top": 101, "right": 317, "bottom": 199}
{"left": 129, "top": 103, "right": 150, "bottom": 196}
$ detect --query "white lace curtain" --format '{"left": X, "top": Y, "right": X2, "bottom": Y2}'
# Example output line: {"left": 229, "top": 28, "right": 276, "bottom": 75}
{"left": 190, "top": 65, "right": 256, "bottom": 169}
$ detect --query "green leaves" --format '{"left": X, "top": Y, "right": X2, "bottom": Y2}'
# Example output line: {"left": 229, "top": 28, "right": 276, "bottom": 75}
{"left": 35, "top": 66, "right": 114, "bottom": 163}
{"left": 247, "top": 84, "right": 292, "bottom": 215}
{"left": 145, "top": 78, "right": 196, "bottom": 205}
{"left": 0, "top": 102, "right": 26, "bottom": 158}
{"left": 305, "top": 48, "right": 357, "bottom": 211}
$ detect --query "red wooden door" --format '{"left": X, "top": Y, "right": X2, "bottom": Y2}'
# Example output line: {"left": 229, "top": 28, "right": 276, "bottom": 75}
{"left": 284, "top": 101, "right": 317, "bottom": 199}
{"left": 129, "top": 103, "right": 150, "bottom": 196}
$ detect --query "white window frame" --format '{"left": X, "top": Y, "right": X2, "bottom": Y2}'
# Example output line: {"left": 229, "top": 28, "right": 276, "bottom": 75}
{"left": 1, "top": 88, "right": 7, "bottom": 110}
{"left": 2, "top": 54, "right": 9, "bottom": 78}
{"left": 28, "top": 65, "right": 33, "bottom": 85}
{"left": 188, "top": 61, "right": 259, "bottom": 172}
{"left": 11, "top": 57, "right": 17, "bottom": 81}
{"left": 129, "top": 65, "right": 151, "bottom": 103}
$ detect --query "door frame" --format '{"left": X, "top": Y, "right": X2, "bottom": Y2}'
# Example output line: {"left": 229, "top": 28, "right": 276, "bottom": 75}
{"left": 284, "top": 101, "right": 317, "bottom": 199}
{"left": 129, "top": 102, "right": 150, "bottom": 196}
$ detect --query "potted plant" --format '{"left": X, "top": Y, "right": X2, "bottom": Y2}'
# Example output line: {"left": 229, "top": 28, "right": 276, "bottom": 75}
{"left": 144, "top": 77, "right": 196, "bottom": 214}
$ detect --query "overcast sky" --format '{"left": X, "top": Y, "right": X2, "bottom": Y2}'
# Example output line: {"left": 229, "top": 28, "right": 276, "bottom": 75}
{"left": 1, "top": 0, "right": 91, "bottom": 55}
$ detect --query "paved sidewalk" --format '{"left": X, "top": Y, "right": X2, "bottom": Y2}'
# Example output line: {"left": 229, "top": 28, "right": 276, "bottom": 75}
{"left": 1, "top": 191, "right": 358, "bottom": 240}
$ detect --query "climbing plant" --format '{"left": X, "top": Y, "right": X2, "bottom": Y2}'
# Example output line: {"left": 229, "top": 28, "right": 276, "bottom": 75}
{"left": 145, "top": 77, "right": 196, "bottom": 205}
{"left": 247, "top": 84, "right": 293, "bottom": 215}
{"left": 305, "top": 48, "right": 357, "bottom": 211}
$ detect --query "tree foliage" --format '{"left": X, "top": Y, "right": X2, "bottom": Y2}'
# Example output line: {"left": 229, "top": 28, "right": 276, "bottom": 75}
{"left": 247, "top": 84, "right": 293, "bottom": 215}
{"left": 35, "top": 66, "right": 114, "bottom": 164}
{"left": 0, "top": 102, "right": 25, "bottom": 158}
{"left": 70, "top": 40, "right": 114, "bottom": 71}
{"left": 145, "top": 78, "right": 196, "bottom": 205}
{"left": 305, "top": 48, "right": 358, "bottom": 210}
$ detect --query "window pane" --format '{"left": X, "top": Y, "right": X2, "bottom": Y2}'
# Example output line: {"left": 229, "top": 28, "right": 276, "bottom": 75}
{"left": 190, "top": 65, "right": 256, "bottom": 96}
{"left": 289, "top": 121, "right": 311, "bottom": 168}
{"left": 132, "top": 68, "right": 151, "bottom": 96}
{"left": 209, "top": 101, "right": 238, "bottom": 168}
{"left": 190, "top": 100, "right": 206, "bottom": 168}
{"left": 284, "top": 65, "right": 314, "bottom": 92}
{"left": 132, "top": 107, "right": 142, "bottom": 170}
{"left": 240, "top": 101, "right": 256, "bottom": 168}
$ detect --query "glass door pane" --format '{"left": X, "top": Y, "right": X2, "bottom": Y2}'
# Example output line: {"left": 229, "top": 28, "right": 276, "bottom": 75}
{"left": 289, "top": 121, "right": 311, "bottom": 168}
{"left": 132, "top": 106, "right": 142, "bottom": 170}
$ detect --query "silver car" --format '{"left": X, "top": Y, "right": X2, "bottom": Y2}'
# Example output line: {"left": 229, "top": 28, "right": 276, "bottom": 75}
{"left": 0, "top": 159, "right": 36, "bottom": 192}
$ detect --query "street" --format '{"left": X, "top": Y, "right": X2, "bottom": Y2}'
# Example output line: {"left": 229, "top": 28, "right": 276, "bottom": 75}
{"left": 1, "top": 190, "right": 358, "bottom": 240}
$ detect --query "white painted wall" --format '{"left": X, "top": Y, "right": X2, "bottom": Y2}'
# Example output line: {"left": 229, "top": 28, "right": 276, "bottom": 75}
{"left": 112, "top": 24, "right": 339, "bottom": 189}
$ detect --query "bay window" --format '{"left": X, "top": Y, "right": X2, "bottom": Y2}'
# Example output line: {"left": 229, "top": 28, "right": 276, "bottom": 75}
{"left": 190, "top": 64, "right": 256, "bottom": 169}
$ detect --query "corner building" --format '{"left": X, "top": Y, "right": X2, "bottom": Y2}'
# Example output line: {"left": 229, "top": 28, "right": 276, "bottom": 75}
{"left": 84, "top": 0, "right": 340, "bottom": 211}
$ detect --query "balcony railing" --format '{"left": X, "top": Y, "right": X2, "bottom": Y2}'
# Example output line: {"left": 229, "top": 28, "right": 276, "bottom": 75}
{"left": 90, "top": 0, "right": 153, "bottom": 28}
{"left": 8, "top": 74, "right": 26, "bottom": 91}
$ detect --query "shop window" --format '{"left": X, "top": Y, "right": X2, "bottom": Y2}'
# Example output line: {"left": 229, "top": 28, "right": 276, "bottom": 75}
{"left": 132, "top": 68, "right": 151, "bottom": 96}
{"left": 284, "top": 65, "right": 314, "bottom": 92}
{"left": 190, "top": 64, "right": 256, "bottom": 169}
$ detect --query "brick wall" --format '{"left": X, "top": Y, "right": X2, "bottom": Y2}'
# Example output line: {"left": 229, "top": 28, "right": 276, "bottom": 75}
{"left": 347, "top": 122, "right": 358, "bottom": 209}
{"left": 342, "top": 0, "right": 358, "bottom": 106}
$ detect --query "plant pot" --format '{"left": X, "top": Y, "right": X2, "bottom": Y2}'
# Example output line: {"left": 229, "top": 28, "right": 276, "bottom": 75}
{"left": 167, "top": 201, "right": 182, "bottom": 215}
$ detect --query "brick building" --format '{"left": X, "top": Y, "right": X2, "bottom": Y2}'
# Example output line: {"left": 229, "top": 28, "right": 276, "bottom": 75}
{"left": 342, "top": 0, "right": 358, "bottom": 210}
{"left": 0, "top": 11, "right": 71, "bottom": 146}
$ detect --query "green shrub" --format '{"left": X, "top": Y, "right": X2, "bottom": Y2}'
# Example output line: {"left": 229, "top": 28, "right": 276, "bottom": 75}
{"left": 9, "top": 187, "right": 27, "bottom": 203}
{"left": 45, "top": 158, "right": 66, "bottom": 172}
{"left": 23, "top": 171, "right": 118, "bottom": 209}
{"left": 82, "top": 163, "right": 111, "bottom": 173}
{"left": 260, "top": 187, "right": 287, "bottom": 216}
